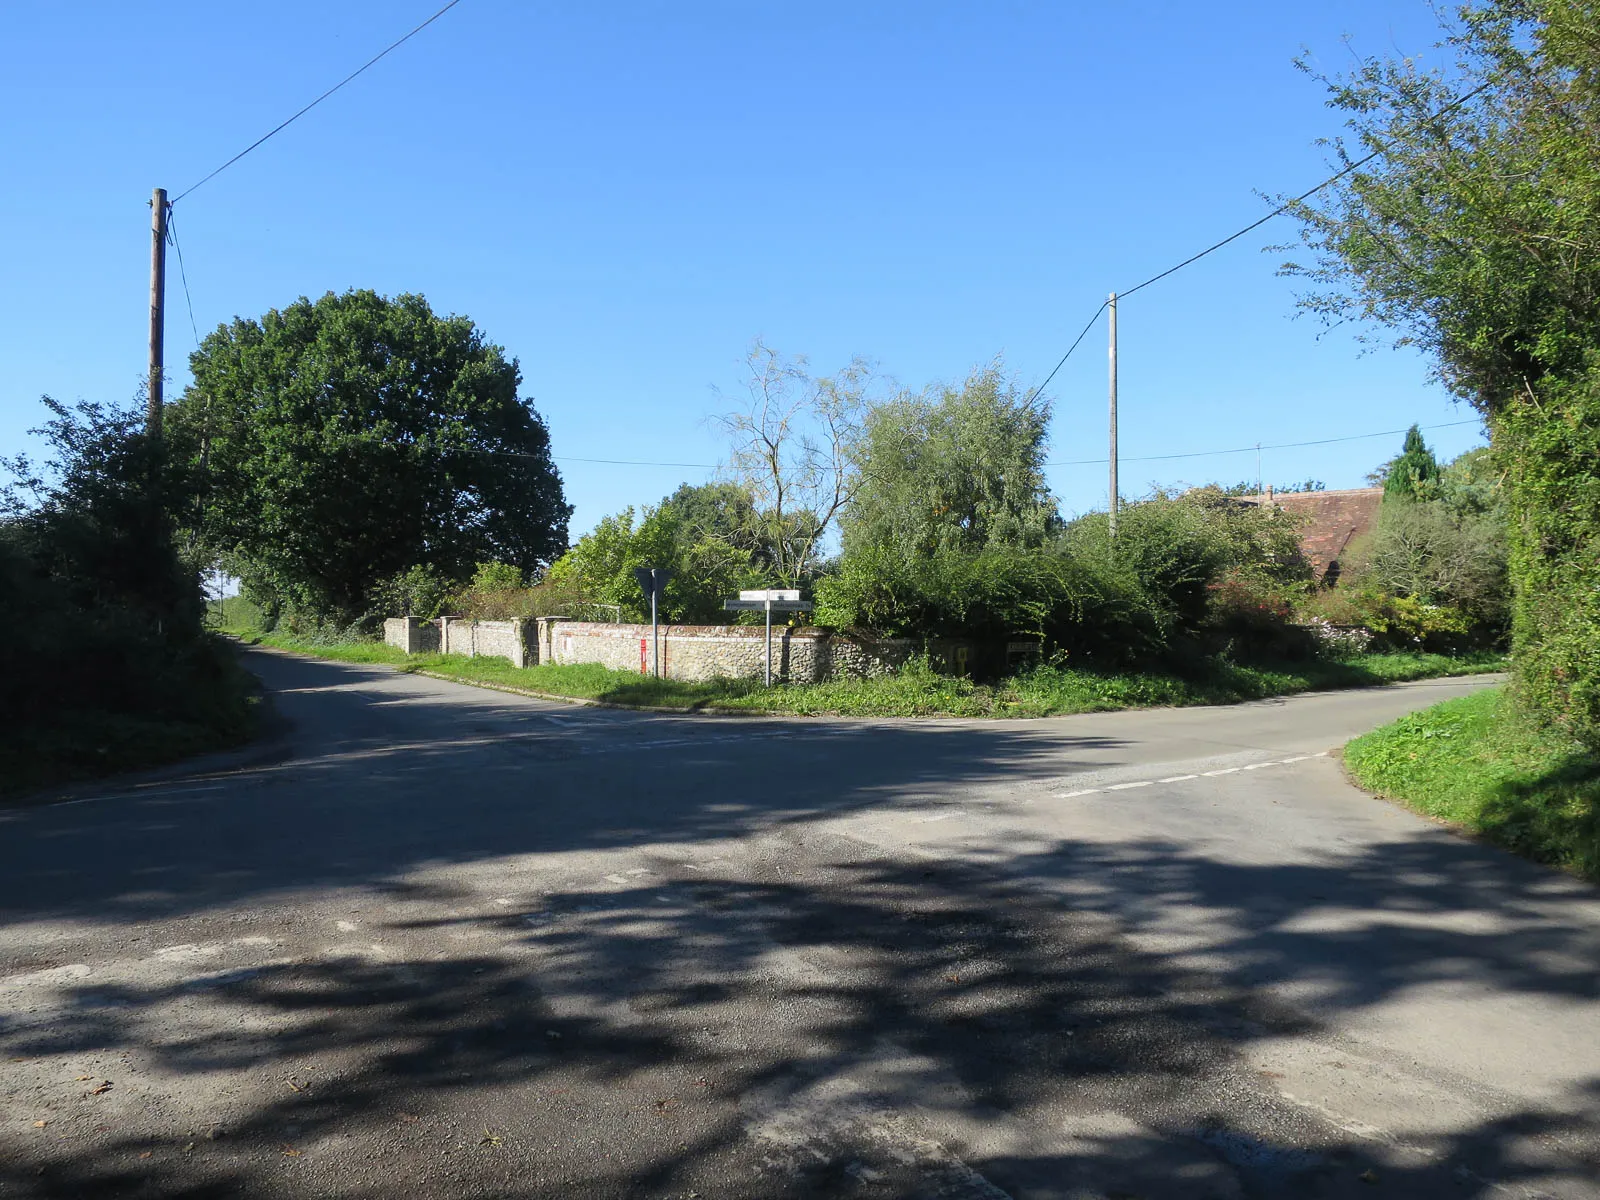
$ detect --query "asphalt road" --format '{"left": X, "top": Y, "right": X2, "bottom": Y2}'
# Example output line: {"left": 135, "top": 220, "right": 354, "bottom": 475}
{"left": 2, "top": 650, "right": 1597, "bottom": 1199}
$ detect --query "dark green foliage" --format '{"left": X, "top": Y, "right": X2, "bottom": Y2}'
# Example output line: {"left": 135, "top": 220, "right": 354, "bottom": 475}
{"left": 1382, "top": 426, "right": 1442, "bottom": 501}
{"left": 814, "top": 543, "right": 1162, "bottom": 660}
{"left": 172, "top": 289, "right": 571, "bottom": 626}
{"left": 1498, "top": 363, "right": 1600, "bottom": 747}
{"left": 0, "top": 399, "right": 254, "bottom": 794}
{"left": 820, "top": 489, "right": 1312, "bottom": 668}
{"left": 370, "top": 563, "right": 457, "bottom": 620}
{"left": 547, "top": 491, "right": 777, "bottom": 623}
{"left": 1287, "top": 0, "right": 1600, "bottom": 748}
{"left": 1062, "top": 488, "right": 1310, "bottom": 634}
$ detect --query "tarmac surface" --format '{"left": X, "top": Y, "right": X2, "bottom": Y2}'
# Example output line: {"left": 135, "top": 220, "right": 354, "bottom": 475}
{"left": 1, "top": 648, "right": 1597, "bottom": 1198}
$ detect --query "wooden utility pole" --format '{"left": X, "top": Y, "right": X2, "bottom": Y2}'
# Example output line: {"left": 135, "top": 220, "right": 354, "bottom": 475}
{"left": 1108, "top": 291, "right": 1119, "bottom": 541}
{"left": 148, "top": 187, "right": 168, "bottom": 438}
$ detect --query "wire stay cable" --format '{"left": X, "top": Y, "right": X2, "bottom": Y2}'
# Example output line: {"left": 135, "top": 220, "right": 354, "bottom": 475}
{"left": 1023, "top": 300, "right": 1109, "bottom": 407}
{"left": 1042, "top": 417, "right": 1482, "bottom": 468}
{"left": 165, "top": 206, "right": 203, "bottom": 347}
{"left": 171, "top": 0, "right": 467, "bottom": 204}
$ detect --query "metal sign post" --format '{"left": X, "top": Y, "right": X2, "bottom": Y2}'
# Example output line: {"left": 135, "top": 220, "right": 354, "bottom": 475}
{"left": 723, "top": 589, "right": 811, "bottom": 686}
{"left": 634, "top": 567, "right": 673, "bottom": 678}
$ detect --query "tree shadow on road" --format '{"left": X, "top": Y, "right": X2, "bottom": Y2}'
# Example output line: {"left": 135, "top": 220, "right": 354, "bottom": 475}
{"left": 1, "top": 652, "right": 1597, "bottom": 1196}
{"left": 3, "top": 843, "right": 1598, "bottom": 1198}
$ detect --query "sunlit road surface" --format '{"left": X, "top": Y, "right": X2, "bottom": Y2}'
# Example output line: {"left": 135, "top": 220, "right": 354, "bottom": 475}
{"left": 2, "top": 649, "right": 1596, "bottom": 1199}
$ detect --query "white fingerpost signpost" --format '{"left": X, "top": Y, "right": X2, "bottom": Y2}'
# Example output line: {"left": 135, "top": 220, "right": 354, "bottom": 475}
{"left": 723, "top": 589, "right": 813, "bottom": 687}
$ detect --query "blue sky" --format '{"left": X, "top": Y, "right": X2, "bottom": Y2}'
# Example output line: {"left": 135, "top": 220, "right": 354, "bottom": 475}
{"left": 1, "top": 1, "right": 1486, "bottom": 539}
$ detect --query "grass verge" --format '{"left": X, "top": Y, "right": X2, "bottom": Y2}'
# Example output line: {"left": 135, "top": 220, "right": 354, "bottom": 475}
{"left": 0, "top": 635, "right": 264, "bottom": 800}
{"left": 234, "top": 626, "right": 1503, "bottom": 719}
{"left": 1345, "top": 687, "right": 1600, "bottom": 883}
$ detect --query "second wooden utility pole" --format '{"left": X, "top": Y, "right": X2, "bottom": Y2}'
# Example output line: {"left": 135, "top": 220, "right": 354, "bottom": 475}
{"left": 148, "top": 187, "right": 168, "bottom": 439}
{"left": 1108, "top": 292, "right": 1119, "bottom": 541}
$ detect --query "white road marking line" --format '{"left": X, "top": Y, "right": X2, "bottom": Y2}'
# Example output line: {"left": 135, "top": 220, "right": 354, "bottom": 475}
{"left": 1054, "top": 752, "right": 1329, "bottom": 799}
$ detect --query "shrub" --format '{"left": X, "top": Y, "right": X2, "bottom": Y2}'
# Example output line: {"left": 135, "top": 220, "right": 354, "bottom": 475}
{"left": 1364, "top": 498, "right": 1508, "bottom": 629}
{"left": 1302, "top": 616, "right": 1375, "bottom": 659}
{"left": 371, "top": 564, "right": 457, "bottom": 620}
{"left": 1297, "top": 583, "right": 1472, "bottom": 653}
{"left": 1204, "top": 570, "right": 1316, "bottom": 660}
{"left": 815, "top": 543, "right": 1168, "bottom": 666}
{"left": 1499, "top": 362, "right": 1600, "bottom": 751}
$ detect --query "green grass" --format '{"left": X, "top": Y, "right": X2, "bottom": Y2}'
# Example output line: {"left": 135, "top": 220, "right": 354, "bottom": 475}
{"left": 1345, "top": 687, "right": 1600, "bottom": 882}
{"left": 236, "top": 626, "right": 1503, "bottom": 719}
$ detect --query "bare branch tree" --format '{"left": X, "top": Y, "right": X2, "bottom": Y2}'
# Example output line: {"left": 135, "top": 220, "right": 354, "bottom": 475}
{"left": 713, "top": 340, "right": 875, "bottom": 588}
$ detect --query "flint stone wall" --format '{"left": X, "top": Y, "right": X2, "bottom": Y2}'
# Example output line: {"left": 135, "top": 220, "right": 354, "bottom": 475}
{"left": 535, "top": 621, "right": 929, "bottom": 683}
{"left": 382, "top": 615, "right": 977, "bottom": 683}
{"left": 382, "top": 617, "right": 440, "bottom": 655}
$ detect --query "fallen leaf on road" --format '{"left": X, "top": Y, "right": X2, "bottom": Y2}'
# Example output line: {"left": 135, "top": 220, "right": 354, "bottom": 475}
{"left": 479, "top": 1130, "right": 502, "bottom": 1147}
{"left": 396, "top": 1112, "right": 420, "bottom": 1124}
{"left": 89, "top": 1082, "right": 113, "bottom": 1095}
{"left": 74, "top": 1075, "right": 93, "bottom": 1082}
{"left": 139, "top": 1152, "right": 152, "bottom": 1160}
{"left": 285, "top": 1078, "right": 307, "bottom": 1093}
{"left": 281, "top": 1145, "right": 301, "bottom": 1158}
{"left": 32, "top": 1121, "right": 47, "bottom": 1128}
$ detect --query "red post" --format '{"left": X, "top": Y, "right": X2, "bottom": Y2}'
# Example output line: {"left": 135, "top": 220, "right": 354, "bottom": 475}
{"left": 640, "top": 638, "right": 648, "bottom": 674}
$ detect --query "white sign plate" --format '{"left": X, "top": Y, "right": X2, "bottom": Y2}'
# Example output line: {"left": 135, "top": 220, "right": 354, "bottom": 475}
{"left": 739, "top": 589, "right": 802, "bottom": 602}
{"left": 724, "top": 599, "right": 812, "bottom": 611}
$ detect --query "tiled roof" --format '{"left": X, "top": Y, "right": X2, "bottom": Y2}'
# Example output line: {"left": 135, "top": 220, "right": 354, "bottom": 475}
{"left": 1240, "top": 487, "right": 1383, "bottom": 582}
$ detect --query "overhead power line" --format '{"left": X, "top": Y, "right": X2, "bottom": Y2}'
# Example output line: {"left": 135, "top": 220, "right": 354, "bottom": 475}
{"left": 453, "top": 418, "right": 1482, "bottom": 473}
{"left": 1023, "top": 79, "right": 1497, "bottom": 403}
{"left": 1042, "top": 417, "right": 1482, "bottom": 468}
{"left": 171, "top": 0, "right": 467, "bottom": 204}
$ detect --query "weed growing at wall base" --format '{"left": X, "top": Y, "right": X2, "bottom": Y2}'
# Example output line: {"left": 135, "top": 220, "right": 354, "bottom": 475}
{"left": 236, "top": 627, "right": 1502, "bottom": 719}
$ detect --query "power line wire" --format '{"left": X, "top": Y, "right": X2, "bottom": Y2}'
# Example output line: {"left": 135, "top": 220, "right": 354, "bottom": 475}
{"left": 450, "top": 418, "right": 1482, "bottom": 473}
{"left": 171, "top": 0, "right": 467, "bottom": 204}
{"left": 1042, "top": 417, "right": 1482, "bottom": 468}
{"left": 1024, "top": 79, "right": 1497, "bottom": 398}
{"left": 165, "top": 205, "right": 202, "bottom": 347}
{"left": 447, "top": 446, "right": 720, "bottom": 469}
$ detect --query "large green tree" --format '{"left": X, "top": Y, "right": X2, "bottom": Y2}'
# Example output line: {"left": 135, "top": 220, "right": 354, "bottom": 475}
{"left": 841, "top": 364, "right": 1058, "bottom": 562}
{"left": 171, "top": 290, "right": 570, "bottom": 625}
{"left": 1285, "top": 0, "right": 1600, "bottom": 745}
{"left": 546, "top": 490, "right": 773, "bottom": 623}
